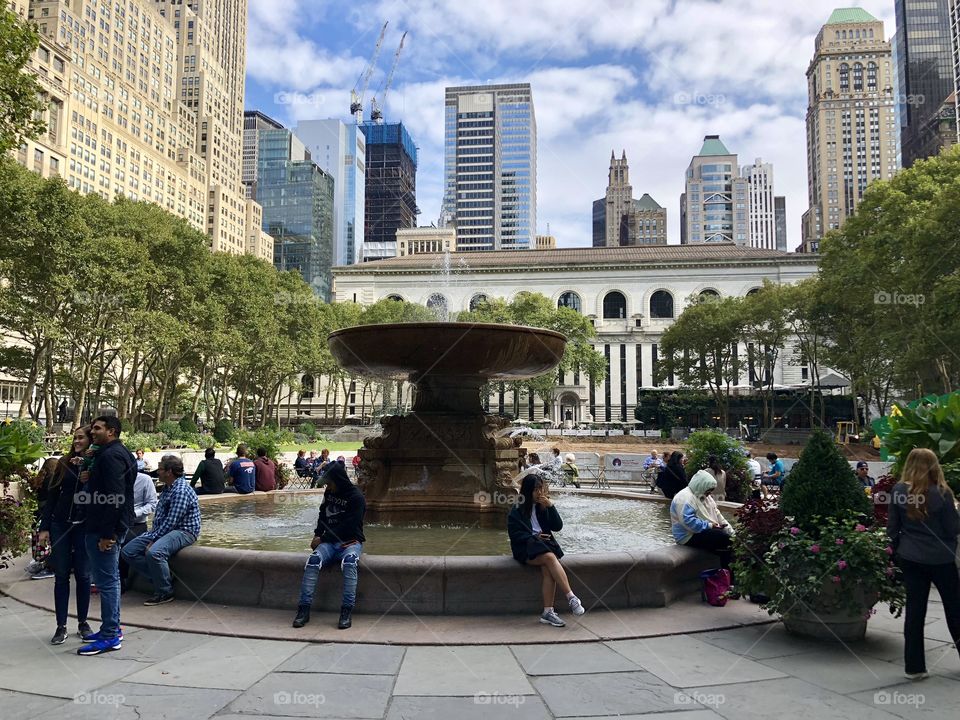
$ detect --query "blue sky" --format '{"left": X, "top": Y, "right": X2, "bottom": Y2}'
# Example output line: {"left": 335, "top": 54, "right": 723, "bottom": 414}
{"left": 244, "top": 0, "right": 897, "bottom": 249}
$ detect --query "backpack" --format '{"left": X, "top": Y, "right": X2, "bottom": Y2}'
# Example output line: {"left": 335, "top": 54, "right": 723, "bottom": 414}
{"left": 700, "top": 568, "right": 732, "bottom": 607}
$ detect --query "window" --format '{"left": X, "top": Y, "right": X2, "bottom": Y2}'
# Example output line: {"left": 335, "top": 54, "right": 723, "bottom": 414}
{"left": 839, "top": 63, "right": 849, "bottom": 92}
{"left": 602, "top": 291, "right": 626, "bottom": 319}
{"left": 469, "top": 293, "right": 489, "bottom": 312}
{"left": 385, "top": 294, "right": 403, "bottom": 302}
{"left": 650, "top": 290, "right": 674, "bottom": 319}
{"left": 426, "top": 293, "right": 448, "bottom": 317}
{"left": 699, "top": 289, "right": 720, "bottom": 300}
{"left": 300, "top": 374, "right": 315, "bottom": 400}
{"left": 557, "top": 291, "right": 581, "bottom": 313}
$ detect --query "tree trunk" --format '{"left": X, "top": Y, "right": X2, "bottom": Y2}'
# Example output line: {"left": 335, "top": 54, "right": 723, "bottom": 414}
{"left": 18, "top": 339, "right": 48, "bottom": 417}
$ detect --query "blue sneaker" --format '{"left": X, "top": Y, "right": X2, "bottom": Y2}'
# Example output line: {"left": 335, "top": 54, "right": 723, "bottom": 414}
{"left": 77, "top": 636, "right": 121, "bottom": 655}
{"left": 81, "top": 627, "right": 123, "bottom": 643}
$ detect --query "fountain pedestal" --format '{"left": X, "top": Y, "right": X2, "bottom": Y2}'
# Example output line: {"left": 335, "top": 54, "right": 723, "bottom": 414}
{"left": 328, "top": 322, "right": 567, "bottom": 525}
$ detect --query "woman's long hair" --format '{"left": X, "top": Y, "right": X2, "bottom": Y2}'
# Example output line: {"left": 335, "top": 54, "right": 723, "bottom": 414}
{"left": 53, "top": 425, "right": 93, "bottom": 487}
{"left": 902, "top": 447, "right": 952, "bottom": 521}
{"left": 666, "top": 451, "right": 685, "bottom": 476}
{"left": 517, "top": 472, "right": 544, "bottom": 524}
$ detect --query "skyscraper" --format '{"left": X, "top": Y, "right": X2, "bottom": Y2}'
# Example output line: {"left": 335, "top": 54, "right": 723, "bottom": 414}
{"left": 800, "top": 9, "right": 898, "bottom": 253}
{"left": 246, "top": 113, "right": 335, "bottom": 299}
{"left": 742, "top": 158, "right": 777, "bottom": 250}
{"left": 895, "top": 0, "right": 955, "bottom": 166}
{"left": 442, "top": 84, "right": 537, "bottom": 251}
{"left": 296, "top": 120, "right": 366, "bottom": 266}
{"left": 592, "top": 151, "right": 666, "bottom": 246}
{"left": 359, "top": 122, "right": 418, "bottom": 261}
{"left": 680, "top": 135, "right": 749, "bottom": 245}
{"left": 953, "top": 0, "right": 960, "bottom": 142}
{"left": 774, "top": 196, "right": 788, "bottom": 252}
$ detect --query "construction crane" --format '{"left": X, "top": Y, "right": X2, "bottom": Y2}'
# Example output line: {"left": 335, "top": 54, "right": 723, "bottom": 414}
{"left": 370, "top": 31, "right": 407, "bottom": 124}
{"left": 350, "top": 21, "right": 388, "bottom": 124}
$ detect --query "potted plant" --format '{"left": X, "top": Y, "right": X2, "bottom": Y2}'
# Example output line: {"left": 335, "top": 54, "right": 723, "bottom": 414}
{"left": 684, "top": 429, "right": 752, "bottom": 502}
{"left": 733, "top": 430, "right": 903, "bottom": 641}
{"left": 731, "top": 497, "right": 785, "bottom": 602}
{"left": 0, "top": 419, "right": 45, "bottom": 569}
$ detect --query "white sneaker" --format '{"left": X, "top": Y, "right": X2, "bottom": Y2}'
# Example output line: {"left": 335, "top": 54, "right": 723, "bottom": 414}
{"left": 539, "top": 610, "right": 565, "bottom": 627}
{"left": 569, "top": 595, "right": 585, "bottom": 616}
{"left": 904, "top": 671, "right": 929, "bottom": 681}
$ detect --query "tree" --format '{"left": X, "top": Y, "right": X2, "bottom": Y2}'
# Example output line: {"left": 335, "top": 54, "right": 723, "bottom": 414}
{"left": 782, "top": 279, "right": 831, "bottom": 427}
{"left": 741, "top": 282, "right": 790, "bottom": 429}
{"left": 659, "top": 295, "right": 744, "bottom": 428}
{"left": 0, "top": 8, "right": 47, "bottom": 155}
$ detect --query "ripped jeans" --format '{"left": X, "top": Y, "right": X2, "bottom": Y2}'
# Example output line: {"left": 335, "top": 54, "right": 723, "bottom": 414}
{"left": 298, "top": 541, "right": 363, "bottom": 609}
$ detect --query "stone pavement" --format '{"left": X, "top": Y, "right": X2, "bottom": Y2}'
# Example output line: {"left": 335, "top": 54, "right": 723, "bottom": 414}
{"left": 0, "top": 593, "right": 957, "bottom": 719}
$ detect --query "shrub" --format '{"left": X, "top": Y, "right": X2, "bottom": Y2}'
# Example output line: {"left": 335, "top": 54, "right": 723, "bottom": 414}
{"left": 297, "top": 422, "right": 317, "bottom": 439}
{"left": 120, "top": 418, "right": 134, "bottom": 434}
{"left": 178, "top": 415, "right": 198, "bottom": 434}
{"left": 0, "top": 420, "right": 46, "bottom": 484}
{"left": 871, "top": 474, "right": 897, "bottom": 526}
{"left": 213, "top": 419, "right": 235, "bottom": 444}
{"left": 872, "top": 391, "right": 960, "bottom": 474}
{"left": 780, "top": 429, "right": 871, "bottom": 531}
{"left": 235, "top": 428, "right": 290, "bottom": 463}
{"left": 1, "top": 418, "right": 44, "bottom": 446}
{"left": 157, "top": 420, "right": 180, "bottom": 439}
{"left": 684, "top": 429, "right": 750, "bottom": 502}
{"left": 732, "top": 497, "right": 786, "bottom": 598}
{"left": 0, "top": 493, "right": 37, "bottom": 569}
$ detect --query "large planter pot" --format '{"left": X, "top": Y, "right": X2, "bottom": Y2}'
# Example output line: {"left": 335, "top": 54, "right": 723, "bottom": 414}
{"left": 781, "top": 584, "right": 876, "bottom": 642}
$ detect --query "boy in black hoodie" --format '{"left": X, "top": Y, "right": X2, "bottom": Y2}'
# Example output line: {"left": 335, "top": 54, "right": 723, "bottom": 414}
{"left": 293, "top": 460, "right": 366, "bottom": 630}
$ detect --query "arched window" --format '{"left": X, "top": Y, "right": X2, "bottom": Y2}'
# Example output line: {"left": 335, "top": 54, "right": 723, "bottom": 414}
{"left": 839, "top": 63, "right": 849, "bottom": 92}
{"left": 650, "top": 290, "right": 674, "bottom": 319}
{"left": 301, "top": 374, "right": 315, "bottom": 400}
{"left": 746, "top": 287, "right": 762, "bottom": 297}
{"left": 602, "top": 291, "right": 626, "bottom": 319}
{"left": 867, "top": 62, "right": 877, "bottom": 90}
{"left": 698, "top": 289, "right": 720, "bottom": 301}
{"left": 385, "top": 294, "right": 403, "bottom": 302}
{"left": 426, "top": 293, "right": 448, "bottom": 319}
{"left": 853, "top": 62, "right": 863, "bottom": 91}
{"left": 469, "top": 293, "right": 489, "bottom": 312}
{"left": 557, "top": 291, "right": 582, "bottom": 313}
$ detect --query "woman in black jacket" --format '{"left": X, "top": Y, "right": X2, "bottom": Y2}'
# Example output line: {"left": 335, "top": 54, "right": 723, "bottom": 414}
{"left": 507, "top": 472, "right": 585, "bottom": 627}
{"left": 37, "top": 426, "right": 94, "bottom": 645}
{"left": 656, "top": 451, "right": 688, "bottom": 499}
{"left": 887, "top": 448, "right": 960, "bottom": 680}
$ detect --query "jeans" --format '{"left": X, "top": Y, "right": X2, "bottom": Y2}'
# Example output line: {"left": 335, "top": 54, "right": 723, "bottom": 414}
{"left": 121, "top": 530, "right": 196, "bottom": 596}
{"left": 84, "top": 533, "right": 121, "bottom": 640}
{"left": 298, "top": 542, "right": 363, "bottom": 608}
{"left": 899, "top": 557, "right": 960, "bottom": 674}
{"left": 118, "top": 522, "right": 148, "bottom": 585}
{"left": 50, "top": 521, "right": 90, "bottom": 628}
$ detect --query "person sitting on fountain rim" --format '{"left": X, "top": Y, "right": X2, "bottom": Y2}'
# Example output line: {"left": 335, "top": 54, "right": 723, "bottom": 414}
{"left": 507, "top": 472, "right": 586, "bottom": 627}
{"left": 670, "top": 470, "right": 736, "bottom": 589}
{"left": 293, "top": 460, "right": 366, "bottom": 630}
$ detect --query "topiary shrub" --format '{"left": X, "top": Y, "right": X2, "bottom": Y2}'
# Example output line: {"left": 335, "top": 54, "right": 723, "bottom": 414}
{"left": 780, "top": 429, "right": 871, "bottom": 530}
{"left": 120, "top": 418, "right": 134, "bottom": 434}
{"left": 178, "top": 415, "right": 198, "bottom": 434}
{"left": 684, "top": 429, "right": 751, "bottom": 501}
{"left": 157, "top": 420, "right": 180, "bottom": 439}
{"left": 297, "top": 422, "right": 317, "bottom": 439}
{"left": 213, "top": 419, "right": 235, "bottom": 444}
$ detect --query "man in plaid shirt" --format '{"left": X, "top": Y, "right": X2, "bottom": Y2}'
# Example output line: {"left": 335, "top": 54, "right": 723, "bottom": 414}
{"left": 121, "top": 455, "right": 201, "bottom": 606}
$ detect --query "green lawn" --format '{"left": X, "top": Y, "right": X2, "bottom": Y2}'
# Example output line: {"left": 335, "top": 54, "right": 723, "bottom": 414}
{"left": 278, "top": 441, "right": 362, "bottom": 453}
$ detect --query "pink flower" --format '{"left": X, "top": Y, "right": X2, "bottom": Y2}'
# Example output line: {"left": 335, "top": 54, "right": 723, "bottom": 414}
{"left": 884, "top": 546, "right": 894, "bottom": 555}
{"left": 810, "top": 544, "right": 821, "bottom": 554}
{"left": 831, "top": 576, "right": 841, "bottom": 583}
{"left": 835, "top": 538, "right": 845, "bottom": 545}
{"left": 855, "top": 524, "right": 866, "bottom": 532}
{"left": 886, "top": 568, "right": 895, "bottom": 577}
{"left": 777, "top": 542, "right": 785, "bottom": 549}
{"left": 838, "top": 560, "right": 848, "bottom": 570}
{"left": 790, "top": 527, "right": 800, "bottom": 536}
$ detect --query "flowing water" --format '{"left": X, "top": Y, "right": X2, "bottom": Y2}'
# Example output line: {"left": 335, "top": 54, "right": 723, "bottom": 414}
{"left": 197, "top": 493, "right": 678, "bottom": 556}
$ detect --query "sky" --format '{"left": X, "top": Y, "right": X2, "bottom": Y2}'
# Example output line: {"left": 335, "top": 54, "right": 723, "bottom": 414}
{"left": 243, "top": 0, "right": 898, "bottom": 250}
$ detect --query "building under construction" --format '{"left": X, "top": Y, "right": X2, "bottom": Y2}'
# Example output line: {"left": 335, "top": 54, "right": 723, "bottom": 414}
{"left": 359, "top": 122, "right": 419, "bottom": 261}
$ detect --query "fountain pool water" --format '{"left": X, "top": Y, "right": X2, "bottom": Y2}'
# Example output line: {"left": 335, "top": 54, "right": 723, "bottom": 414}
{"left": 196, "top": 493, "right": 678, "bottom": 556}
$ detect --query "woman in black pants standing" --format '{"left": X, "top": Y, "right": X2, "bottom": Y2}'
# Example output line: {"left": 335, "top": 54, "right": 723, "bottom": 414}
{"left": 887, "top": 448, "right": 960, "bottom": 680}
{"left": 37, "top": 426, "right": 94, "bottom": 645}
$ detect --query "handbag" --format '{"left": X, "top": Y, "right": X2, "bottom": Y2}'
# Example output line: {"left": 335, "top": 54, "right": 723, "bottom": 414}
{"left": 700, "top": 568, "right": 732, "bottom": 607}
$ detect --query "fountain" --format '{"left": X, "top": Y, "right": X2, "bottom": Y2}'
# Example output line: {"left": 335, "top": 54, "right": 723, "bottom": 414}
{"left": 328, "top": 322, "right": 567, "bottom": 526}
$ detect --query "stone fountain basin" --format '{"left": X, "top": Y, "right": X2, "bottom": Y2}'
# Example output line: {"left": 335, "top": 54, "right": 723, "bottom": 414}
{"left": 328, "top": 322, "right": 567, "bottom": 380}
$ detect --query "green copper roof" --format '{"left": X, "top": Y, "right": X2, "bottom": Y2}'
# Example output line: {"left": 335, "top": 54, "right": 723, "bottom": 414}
{"left": 633, "top": 193, "right": 663, "bottom": 211}
{"left": 698, "top": 135, "right": 731, "bottom": 156}
{"left": 826, "top": 8, "right": 878, "bottom": 25}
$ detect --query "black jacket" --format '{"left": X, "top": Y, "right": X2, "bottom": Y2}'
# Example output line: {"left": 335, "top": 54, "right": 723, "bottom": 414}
{"left": 39, "top": 458, "right": 85, "bottom": 530}
{"left": 313, "top": 462, "right": 366, "bottom": 544}
{"left": 192, "top": 458, "right": 225, "bottom": 494}
{"left": 507, "top": 503, "right": 564, "bottom": 563}
{"left": 82, "top": 439, "right": 137, "bottom": 541}
{"left": 656, "top": 464, "right": 688, "bottom": 499}
{"left": 887, "top": 482, "right": 960, "bottom": 565}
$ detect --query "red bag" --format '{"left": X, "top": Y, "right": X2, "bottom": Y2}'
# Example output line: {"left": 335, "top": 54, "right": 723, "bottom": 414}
{"left": 700, "top": 569, "right": 731, "bottom": 607}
